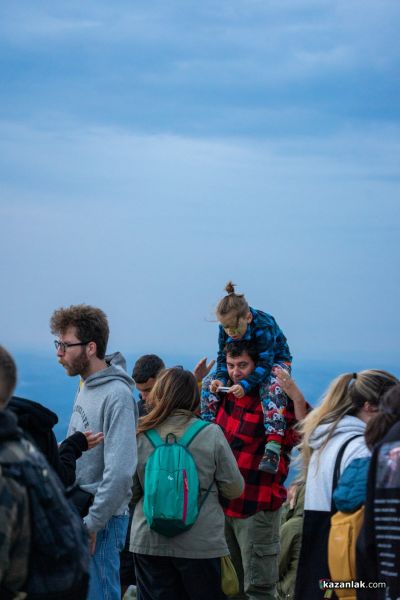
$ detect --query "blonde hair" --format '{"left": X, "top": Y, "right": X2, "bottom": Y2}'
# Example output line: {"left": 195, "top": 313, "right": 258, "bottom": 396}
{"left": 298, "top": 369, "right": 398, "bottom": 476}
{"left": 216, "top": 281, "right": 249, "bottom": 320}
{"left": 137, "top": 368, "right": 200, "bottom": 434}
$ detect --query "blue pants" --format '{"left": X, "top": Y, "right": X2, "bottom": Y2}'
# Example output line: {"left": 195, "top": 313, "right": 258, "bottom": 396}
{"left": 87, "top": 514, "right": 129, "bottom": 600}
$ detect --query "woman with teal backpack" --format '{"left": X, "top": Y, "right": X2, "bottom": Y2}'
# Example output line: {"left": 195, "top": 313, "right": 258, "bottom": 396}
{"left": 129, "top": 367, "right": 244, "bottom": 600}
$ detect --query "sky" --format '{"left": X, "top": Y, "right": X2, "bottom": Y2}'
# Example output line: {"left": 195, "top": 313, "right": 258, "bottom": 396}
{"left": 1, "top": 0, "right": 400, "bottom": 371}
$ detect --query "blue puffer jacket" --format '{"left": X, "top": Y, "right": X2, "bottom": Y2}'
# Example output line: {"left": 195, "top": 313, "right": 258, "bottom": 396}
{"left": 333, "top": 456, "right": 371, "bottom": 512}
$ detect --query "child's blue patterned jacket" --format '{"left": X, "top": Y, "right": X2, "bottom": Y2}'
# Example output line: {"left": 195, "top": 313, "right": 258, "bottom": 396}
{"left": 215, "top": 306, "right": 292, "bottom": 393}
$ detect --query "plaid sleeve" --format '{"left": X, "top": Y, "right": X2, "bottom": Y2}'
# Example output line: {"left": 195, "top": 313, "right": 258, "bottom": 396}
{"left": 215, "top": 325, "right": 228, "bottom": 384}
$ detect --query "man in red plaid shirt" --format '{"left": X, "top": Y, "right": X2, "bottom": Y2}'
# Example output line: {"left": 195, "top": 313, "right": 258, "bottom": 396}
{"left": 214, "top": 340, "right": 301, "bottom": 600}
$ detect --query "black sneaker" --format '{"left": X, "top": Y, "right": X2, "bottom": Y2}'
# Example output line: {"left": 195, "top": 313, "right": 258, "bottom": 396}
{"left": 258, "top": 449, "right": 280, "bottom": 473}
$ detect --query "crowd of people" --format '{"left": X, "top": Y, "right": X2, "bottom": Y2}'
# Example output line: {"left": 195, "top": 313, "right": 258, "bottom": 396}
{"left": 1, "top": 282, "right": 400, "bottom": 600}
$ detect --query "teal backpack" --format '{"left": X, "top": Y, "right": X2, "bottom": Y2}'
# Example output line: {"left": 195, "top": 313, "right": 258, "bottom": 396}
{"left": 143, "top": 419, "right": 211, "bottom": 537}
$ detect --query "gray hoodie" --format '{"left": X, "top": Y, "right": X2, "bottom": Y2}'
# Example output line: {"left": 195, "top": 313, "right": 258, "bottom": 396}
{"left": 67, "top": 352, "right": 137, "bottom": 533}
{"left": 304, "top": 415, "right": 370, "bottom": 512}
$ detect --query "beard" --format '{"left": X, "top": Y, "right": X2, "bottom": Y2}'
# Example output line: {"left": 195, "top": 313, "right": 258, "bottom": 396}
{"left": 60, "top": 349, "right": 90, "bottom": 378}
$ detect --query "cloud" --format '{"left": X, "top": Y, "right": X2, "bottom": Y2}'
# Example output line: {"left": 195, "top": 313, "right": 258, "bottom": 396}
{"left": 0, "top": 118, "right": 399, "bottom": 362}
{"left": 0, "top": 0, "right": 399, "bottom": 139}
{"left": 0, "top": 1, "right": 399, "bottom": 363}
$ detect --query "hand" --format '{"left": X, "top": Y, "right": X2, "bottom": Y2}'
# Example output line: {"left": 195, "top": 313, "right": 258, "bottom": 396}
{"left": 193, "top": 357, "right": 216, "bottom": 382}
{"left": 88, "top": 531, "right": 97, "bottom": 555}
{"left": 274, "top": 367, "right": 296, "bottom": 395}
{"left": 83, "top": 431, "right": 104, "bottom": 450}
{"left": 210, "top": 379, "right": 223, "bottom": 393}
{"left": 228, "top": 384, "right": 245, "bottom": 398}
{"left": 273, "top": 367, "right": 307, "bottom": 420}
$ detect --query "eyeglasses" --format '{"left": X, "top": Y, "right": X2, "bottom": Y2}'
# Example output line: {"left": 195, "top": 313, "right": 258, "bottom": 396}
{"left": 54, "top": 340, "right": 90, "bottom": 353}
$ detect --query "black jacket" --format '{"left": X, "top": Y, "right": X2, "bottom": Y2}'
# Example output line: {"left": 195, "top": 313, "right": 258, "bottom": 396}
{"left": 357, "top": 421, "right": 400, "bottom": 600}
{"left": 9, "top": 396, "right": 87, "bottom": 487}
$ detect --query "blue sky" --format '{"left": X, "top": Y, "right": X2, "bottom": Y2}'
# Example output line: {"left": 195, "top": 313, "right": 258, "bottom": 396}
{"left": 1, "top": 0, "right": 400, "bottom": 369}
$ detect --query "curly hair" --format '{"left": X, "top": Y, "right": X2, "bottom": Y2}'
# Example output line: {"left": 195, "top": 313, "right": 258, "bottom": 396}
{"left": 50, "top": 304, "right": 109, "bottom": 359}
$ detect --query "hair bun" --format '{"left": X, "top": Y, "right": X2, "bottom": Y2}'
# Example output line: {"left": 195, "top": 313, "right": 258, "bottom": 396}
{"left": 225, "top": 281, "right": 236, "bottom": 295}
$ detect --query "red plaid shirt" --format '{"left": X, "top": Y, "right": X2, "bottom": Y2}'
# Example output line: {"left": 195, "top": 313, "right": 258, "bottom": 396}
{"left": 215, "top": 389, "right": 299, "bottom": 518}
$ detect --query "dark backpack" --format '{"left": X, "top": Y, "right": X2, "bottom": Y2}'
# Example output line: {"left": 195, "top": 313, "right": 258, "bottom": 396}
{"left": 0, "top": 439, "right": 90, "bottom": 600}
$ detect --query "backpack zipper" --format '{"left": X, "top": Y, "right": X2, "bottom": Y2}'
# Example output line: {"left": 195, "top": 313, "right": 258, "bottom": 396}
{"left": 183, "top": 469, "right": 188, "bottom": 522}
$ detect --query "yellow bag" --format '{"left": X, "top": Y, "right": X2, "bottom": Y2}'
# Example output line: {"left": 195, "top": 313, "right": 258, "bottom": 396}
{"left": 221, "top": 555, "right": 239, "bottom": 596}
{"left": 328, "top": 506, "right": 364, "bottom": 599}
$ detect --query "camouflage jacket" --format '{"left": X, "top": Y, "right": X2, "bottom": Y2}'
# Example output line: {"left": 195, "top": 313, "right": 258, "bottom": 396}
{"left": 0, "top": 409, "right": 30, "bottom": 599}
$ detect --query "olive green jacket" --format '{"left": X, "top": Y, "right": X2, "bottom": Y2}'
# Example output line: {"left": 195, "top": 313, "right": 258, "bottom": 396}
{"left": 277, "top": 483, "right": 305, "bottom": 600}
{"left": 129, "top": 410, "right": 244, "bottom": 559}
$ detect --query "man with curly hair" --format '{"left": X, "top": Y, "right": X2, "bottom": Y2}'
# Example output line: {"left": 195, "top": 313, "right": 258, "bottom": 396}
{"left": 50, "top": 304, "right": 137, "bottom": 600}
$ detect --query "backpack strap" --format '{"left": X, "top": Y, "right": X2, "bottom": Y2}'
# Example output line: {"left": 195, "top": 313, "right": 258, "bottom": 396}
{"left": 331, "top": 434, "right": 363, "bottom": 513}
{"left": 180, "top": 420, "right": 213, "bottom": 509}
{"left": 144, "top": 429, "right": 164, "bottom": 448}
{"left": 179, "top": 419, "right": 210, "bottom": 448}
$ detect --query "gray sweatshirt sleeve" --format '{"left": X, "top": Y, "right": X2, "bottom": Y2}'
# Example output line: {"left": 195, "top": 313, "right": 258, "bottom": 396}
{"left": 84, "top": 391, "right": 137, "bottom": 533}
{"left": 214, "top": 427, "right": 244, "bottom": 499}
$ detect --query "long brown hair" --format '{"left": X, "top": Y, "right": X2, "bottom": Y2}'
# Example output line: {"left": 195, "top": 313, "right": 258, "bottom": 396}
{"left": 365, "top": 383, "right": 400, "bottom": 449}
{"left": 297, "top": 369, "right": 398, "bottom": 476}
{"left": 215, "top": 281, "right": 249, "bottom": 320}
{"left": 137, "top": 367, "right": 200, "bottom": 434}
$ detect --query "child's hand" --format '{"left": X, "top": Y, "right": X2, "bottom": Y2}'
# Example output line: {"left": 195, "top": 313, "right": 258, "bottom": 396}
{"left": 228, "top": 384, "right": 245, "bottom": 398}
{"left": 210, "top": 379, "right": 223, "bottom": 393}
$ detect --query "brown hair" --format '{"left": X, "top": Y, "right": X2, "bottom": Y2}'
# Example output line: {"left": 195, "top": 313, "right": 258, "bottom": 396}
{"left": 50, "top": 304, "right": 109, "bottom": 359}
{"left": 137, "top": 367, "right": 200, "bottom": 434}
{"left": 365, "top": 383, "right": 400, "bottom": 449}
{"left": 216, "top": 281, "right": 249, "bottom": 320}
{"left": 298, "top": 369, "right": 399, "bottom": 475}
{"left": 0, "top": 345, "right": 17, "bottom": 406}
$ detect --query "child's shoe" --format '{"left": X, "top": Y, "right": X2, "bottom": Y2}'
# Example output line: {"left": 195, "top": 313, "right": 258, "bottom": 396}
{"left": 258, "top": 449, "right": 280, "bottom": 473}
{"left": 258, "top": 441, "right": 282, "bottom": 473}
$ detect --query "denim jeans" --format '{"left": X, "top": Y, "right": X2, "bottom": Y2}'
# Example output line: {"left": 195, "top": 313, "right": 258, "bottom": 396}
{"left": 88, "top": 514, "right": 129, "bottom": 600}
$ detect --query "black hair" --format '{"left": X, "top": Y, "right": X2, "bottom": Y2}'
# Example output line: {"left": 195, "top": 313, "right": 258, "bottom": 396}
{"left": 224, "top": 340, "right": 258, "bottom": 364}
{"left": 132, "top": 354, "right": 165, "bottom": 383}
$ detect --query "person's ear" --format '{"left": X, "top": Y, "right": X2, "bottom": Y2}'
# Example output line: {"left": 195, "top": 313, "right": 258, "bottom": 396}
{"left": 364, "top": 401, "right": 378, "bottom": 413}
{"left": 87, "top": 341, "right": 97, "bottom": 358}
{"left": 246, "top": 311, "right": 253, "bottom": 324}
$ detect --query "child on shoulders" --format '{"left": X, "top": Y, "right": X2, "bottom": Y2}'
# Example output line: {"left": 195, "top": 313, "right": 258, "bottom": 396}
{"left": 201, "top": 281, "right": 292, "bottom": 474}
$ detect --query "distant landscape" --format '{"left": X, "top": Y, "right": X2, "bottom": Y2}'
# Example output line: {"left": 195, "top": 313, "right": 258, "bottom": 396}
{"left": 13, "top": 351, "right": 399, "bottom": 441}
